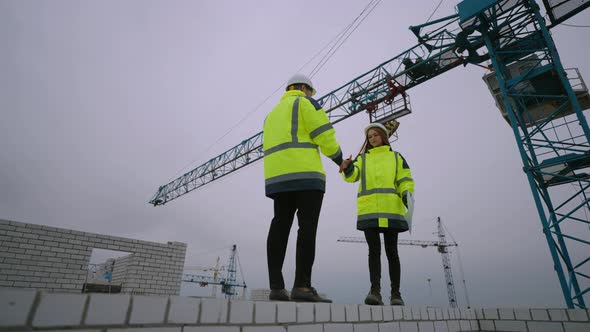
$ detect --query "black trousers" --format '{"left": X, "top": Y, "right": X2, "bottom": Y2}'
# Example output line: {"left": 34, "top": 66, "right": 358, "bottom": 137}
{"left": 363, "top": 229, "right": 401, "bottom": 296}
{"left": 267, "top": 190, "right": 324, "bottom": 290}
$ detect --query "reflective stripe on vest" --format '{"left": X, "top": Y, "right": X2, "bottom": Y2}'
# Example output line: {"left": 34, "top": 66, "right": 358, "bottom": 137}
{"left": 357, "top": 152, "right": 397, "bottom": 198}
{"left": 264, "top": 97, "right": 318, "bottom": 157}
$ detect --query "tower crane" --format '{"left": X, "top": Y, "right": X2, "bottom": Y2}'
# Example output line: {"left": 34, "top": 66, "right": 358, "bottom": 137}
{"left": 182, "top": 245, "right": 247, "bottom": 300}
{"left": 338, "top": 217, "right": 463, "bottom": 308}
{"left": 151, "top": 0, "right": 590, "bottom": 308}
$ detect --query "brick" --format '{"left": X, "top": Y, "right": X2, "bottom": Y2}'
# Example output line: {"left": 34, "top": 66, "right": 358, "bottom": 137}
{"left": 185, "top": 328, "right": 240, "bottom": 332}
{"left": 402, "top": 306, "right": 412, "bottom": 320}
{"left": 470, "top": 319, "right": 478, "bottom": 329}
{"left": 499, "top": 308, "right": 515, "bottom": 320}
{"left": 32, "top": 292, "right": 87, "bottom": 327}
{"left": 563, "top": 322, "right": 590, "bottom": 332}
{"left": 567, "top": 309, "right": 589, "bottom": 321}
{"left": 434, "top": 320, "right": 449, "bottom": 332}
{"left": 358, "top": 305, "right": 371, "bottom": 321}
{"left": 392, "top": 306, "right": 403, "bottom": 320}
{"left": 0, "top": 288, "right": 37, "bottom": 327}
{"left": 515, "top": 308, "right": 531, "bottom": 320}
{"left": 427, "top": 307, "right": 436, "bottom": 320}
{"left": 254, "top": 301, "right": 276, "bottom": 324}
{"left": 286, "top": 325, "right": 323, "bottom": 332}
{"left": 84, "top": 293, "right": 130, "bottom": 325}
{"left": 527, "top": 321, "right": 564, "bottom": 332}
{"left": 324, "top": 324, "right": 353, "bottom": 332}
{"left": 459, "top": 320, "right": 471, "bottom": 331}
{"left": 129, "top": 295, "right": 168, "bottom": 324}
{"left": 447, "top": 308, "right": 455, "bottom": 320}
{"left": 200, "top": 299, "right": 228, "bottom": 323}
{"left": 412, "top": 307, "right": 422, "bottom": 319}
{"left": 484, "top": 308, "right": 499, "bottom": 319}
{"left": 446, "top": 320, "right": 460, "bottom": 332}
{"left": 479, "top": 320, "right": 494, "bottom": 331}
{"left": 315, "top": 302, "right": 330, "bottom": 322}
{"left": 495, "top": 320, "right": 527, "bottom": 331}
{"left": 370, "top": 305, "right": 383, "bottom": 321}
{"left": 352, "top": 323, "right": 378, "bottom": 332}
{"left": 421, "top": 307, "right": 429, "bottom": 320}
{"left": 418, "top": 321, "right": 435, "bottom": 332}
{"left": 228, "top": 300, "right": 253, "bottom": 324}
{"left": 345, "top": 304, "right": 359, "bottom": 322}
{"left": 382, "top": 305, "right": 393, "bottom": 321}
{"left": 166, "top": 296, "right": 199, "bottom": 324}
{"left": 331, "top": 303, "right": 346, "bottom": 322}
{"left": 296, "top": 303, "right": 313, "bottom": 323}
{"left": 532, "top": 309, "right": 550, "bottom": 320}
{"left": 549, "top": 309, "right": 568, "bottom": 321}
{"left": 277, "top": 301, "right": 296, "bottom": 323}
{"left": 399, "top": 321, "right": 418, "bottom": 332}
{"left": 436, "top": 307, "right": 444, "bottom": 320}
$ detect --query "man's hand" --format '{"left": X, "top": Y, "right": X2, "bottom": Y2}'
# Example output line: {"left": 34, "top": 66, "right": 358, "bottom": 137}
{"left": 339, "top": 155, "right": 353, "bottom": 173}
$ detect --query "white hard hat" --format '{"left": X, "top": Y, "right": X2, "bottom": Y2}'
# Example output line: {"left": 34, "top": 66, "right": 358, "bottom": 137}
{"left": 286, "top": 73, "right": 316, "bottom": 96}
{"left": 364, "top": 122, "right": 388, "bottom": 136}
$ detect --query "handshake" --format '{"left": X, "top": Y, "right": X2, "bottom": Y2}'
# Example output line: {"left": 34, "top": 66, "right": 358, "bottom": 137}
{"left": 338, "top": 155, "right": 353, "bottom": 174}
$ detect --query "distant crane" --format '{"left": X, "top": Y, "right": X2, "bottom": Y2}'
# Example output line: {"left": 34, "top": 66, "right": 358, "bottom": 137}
{"left": 182, "top": 245, "right": 247, "bottom": 300}
{"left": 337, "top": 217, "right": 466, "bottom": 308}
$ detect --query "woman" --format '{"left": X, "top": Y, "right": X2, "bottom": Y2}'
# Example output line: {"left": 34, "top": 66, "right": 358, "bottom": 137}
{"left": 340, "top": 122, "right": 415, "bottom": 306}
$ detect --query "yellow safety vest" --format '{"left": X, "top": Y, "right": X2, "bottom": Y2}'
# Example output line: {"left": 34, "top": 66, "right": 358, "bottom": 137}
{"left": 343, "top": 145, "right": 414, "bottom": 231}
{"left": 263, "top": 90, "right": 342, "bottom": 197}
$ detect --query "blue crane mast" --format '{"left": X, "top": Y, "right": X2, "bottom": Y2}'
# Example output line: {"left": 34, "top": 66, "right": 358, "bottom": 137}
{"left": 152, "top": 0, "right": 590, "bottom": 308}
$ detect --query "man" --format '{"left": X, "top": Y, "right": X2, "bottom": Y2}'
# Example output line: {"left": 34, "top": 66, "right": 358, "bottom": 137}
{"left": 263, "top": 73, "right": 343, "bottom": 302}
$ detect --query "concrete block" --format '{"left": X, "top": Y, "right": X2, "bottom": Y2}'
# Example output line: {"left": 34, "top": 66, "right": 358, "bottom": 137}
{"left": 412, "top": 307, "right": 422, "bottom": 319}
{"left": 399, "top": 321, "right": 418, "bottom": 332}
{"left": 459, "top": 320, "right": 471, "bottom": 331}
{"left": 447, "top": 308, "right": 455, "bottom": 320}
{"left": 549, "top": 309, "right": 568, "bottom": 321}
{"left": 315, "top": 303, "right": 330, "bottom": 322}
{"left": 32, "top": 292, "right": 87, "bottom": 327}
{"left": 370, "top": 305, "right": 383, "bottom": 321}
{"left": 254, "top": 302, "right": 276, "bottom": 324}
{"left": 392, "top": 306, "right": 403, "bottom": 320}
{"left": 499, "top": 308, "right": 515, "bottom": 320}
{"left": 296, "top": 303, "right": 314, "bottom": 323}
{"left": 446, "top": 320, "right": 460, "bottom": 332}
{"left": 228, "top": 300, "right": 253, "bottom": 324}
{"left": 331, "top": 304, "right": 346, "bottom": 322}
{"left": 419, "top": 321, "right": 435, "bottom": 332}
{"left": 436, "top": 307, "right": 444, "bottom": 320}
{"left": 382, "top": 305, "right": 393, "bottom": 321}
{"left": 531, "top": 309, "right": 550, "bottom": 321}
{"left": 0, "top": 287, "right": 37, "bottom": 327}
{"left": 567, "top": 309, "right": 589, "bottom": 321}
{"left": 459, "top": 308, "right": 468, "bottom": 319}
{"left": 324, "top": 323, "right": 353, "bottom": 332}
{"left": 402, "top": 307, "right": 412, "bottom": 320}
{"left": 427, "top": 307, "right": 436, "bottom": 320}
{"left": 379, "top": 322, "right": 400, "bottom": 332}
{"left": 277, "top": 302, "right": 296, "bottom": 323}
{"left": 563, "top": 322, "right": 590, "bottom": 332}
{"left": 166, "top": 296, "right": 199, "bottom": 324}
{"left": 495, "top": 320, "right": 527, "bottom": 331}
{"left": 479, "top": 320, "right": 495, "bottom": 331}
{"left": 352, "top": 323, "right": 379, "bottom": 332}
{"left": 110, "top": 329, "right": 181, "bottom": 332}
{"left": 186, "top": 327, "right": 240, "bottom": 332}
{"left": 514, "top": 308, "right": 531, "bottom": 320}
{"left": 442, "top": 308, "right": 450, "bottom": 320}
{"left": 129, "top": 295, "right": 168, "bottom": 324}
{"left": 470, "top": 320, "right": 478, "bottom": 330}
{"left": 483, "top": 308, "right": 499, "bottom": 320}
{"left": 287, "top": 325, "right": 323, "bottom": 332}
{"left": 85, "top": 294, "right": 131, "bottom": 325}
{"left": 434, "top": 320, "right": 449, "bottom": 332}
{"left": 242, "top": 326, "right": 287, "bottom": 332}
{"left": 358, "top": 305, "right": 371, "bottom": 322}
{"left": 345, "top": 304, "right": 359, "bottom": 322}
{"left": 200, "top": 298, "right": 228, "bottom": 324}
{"left": 527, "top": 321, "right": 564, "bottom": 332}
{"left": 420, "top": 307, "right": 428, "bottom": 320}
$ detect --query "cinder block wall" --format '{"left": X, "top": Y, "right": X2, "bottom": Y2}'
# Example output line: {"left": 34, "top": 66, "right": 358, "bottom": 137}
{"left": 0, "top": 219, "right": 187, "bottom": 295}
{"left": 112, "top": 254, "right": 132, "bottom": 285}
{"left": 1, "top": 288, "right": 589, "bottom": 332}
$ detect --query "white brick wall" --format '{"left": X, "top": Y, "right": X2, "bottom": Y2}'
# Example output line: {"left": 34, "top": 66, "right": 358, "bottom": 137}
{"left": 2, "top": 288, "right": 590, "bottom": 332}
{"left": 0, "top": 219, "right": 186, "bottom": 296}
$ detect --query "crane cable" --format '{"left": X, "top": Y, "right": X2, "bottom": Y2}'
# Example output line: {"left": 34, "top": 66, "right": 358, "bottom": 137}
{"left": 163, "top": 0, "right": 382, "bottom": 184}
{"left": 443, "top": 222, "right": 472, "bottom": 308}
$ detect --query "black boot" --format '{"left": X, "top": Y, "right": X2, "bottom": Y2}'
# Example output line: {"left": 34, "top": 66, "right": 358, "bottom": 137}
{"left": 390, "top": 290, "right": 404, "bottom": 306}
{"left": 364, "top": 287, "right": 384, "bottom": 305}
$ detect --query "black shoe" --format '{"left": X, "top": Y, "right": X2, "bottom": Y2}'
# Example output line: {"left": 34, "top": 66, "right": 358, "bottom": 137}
{"left": 390, "top": 291, "right": 404, "bottom": 306}
{"left": 269, "top": 289, "right": 290, "bottom": 301}
{"left": 290, "top": 287, "right": 332, "bottom": 303}
{"left": 364, "top": 289, "right": 384, "bottom": 305}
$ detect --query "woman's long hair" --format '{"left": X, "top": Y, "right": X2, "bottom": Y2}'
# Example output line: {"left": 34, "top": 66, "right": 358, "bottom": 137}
{"left": 359, "top": 127, "right": 391, "bottom": 155}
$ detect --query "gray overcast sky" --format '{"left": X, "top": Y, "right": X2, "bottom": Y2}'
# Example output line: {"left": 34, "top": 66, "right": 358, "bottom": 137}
{"left": 1, "top": 0, "right": 589, "bottom": 307}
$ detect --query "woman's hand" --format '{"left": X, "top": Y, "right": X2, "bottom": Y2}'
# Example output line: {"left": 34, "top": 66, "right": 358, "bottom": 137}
{"left": 339, "top": 155, "right": 353, "bottom": 173}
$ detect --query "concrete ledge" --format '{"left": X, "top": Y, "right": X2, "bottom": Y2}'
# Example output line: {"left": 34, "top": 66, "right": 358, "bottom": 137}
{"left": 0, "top": 287, "right": 589, "bottom": 332}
